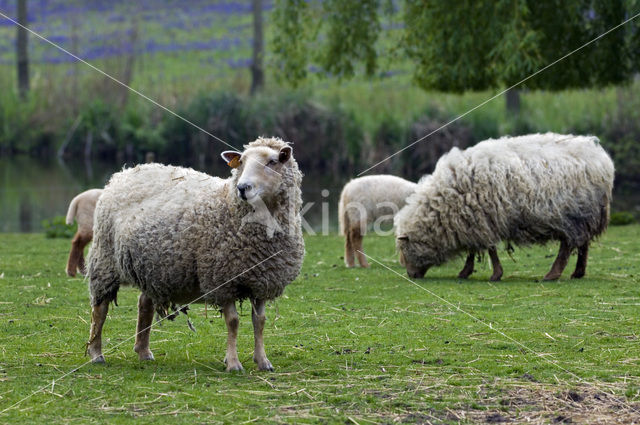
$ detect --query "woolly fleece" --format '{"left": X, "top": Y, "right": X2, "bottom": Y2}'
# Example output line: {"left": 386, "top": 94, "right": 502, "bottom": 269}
{"left": 395, "top": 133, "right": 614, "bottom": 271}
{"left": 339, "top": 175, "right": 417, "bottom": 235}
{"left": 88, "top": 137, "right": 304, "bottom": 309}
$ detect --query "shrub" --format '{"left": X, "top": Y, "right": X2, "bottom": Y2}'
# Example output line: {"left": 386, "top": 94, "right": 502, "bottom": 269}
{"left": 42, "top": 216, "right": 76, "bottom": 239}
{"left": 364, "top": 114, "right": 408, "bottom": 174}
{"left": 258, "top": 93, "right": 361, "bottom": 172}
{"left": 610, "top": 211, "right": 635, "bottom": 226}
{"left": 402, "top": 110, "right": 474, "bottom": 179}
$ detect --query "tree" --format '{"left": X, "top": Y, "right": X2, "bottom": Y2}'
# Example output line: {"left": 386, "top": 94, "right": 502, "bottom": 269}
{"left": 250, "top": 0, "right": 265, "bottom": 95}
{"left": 273, "top": 0, "right": 639, "bottom": 114}
{"left": 16, "top": 0, "right": 29, "bottom": 99}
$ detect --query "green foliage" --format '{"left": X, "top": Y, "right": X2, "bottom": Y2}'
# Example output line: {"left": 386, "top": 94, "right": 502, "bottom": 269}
{"left": 273, "top": 0, "right": 639, "bottom": 92}
{"left": 41, "top": 216, "right": 76, "bottom": 239}
{"left": 404, "top": 0, "right": 500, "bottom": 91}
{"left": 321, "top": 0, "right": 381, "bottom": 78}
{"left": 65, "top": 100, "right": 120, "bottom": 157}
{"left": 119, "top": 107, "right": 165, "bottom": 153}
{"left": 272, "top": 0, "right": 316, "bottom": 86}
{"left": 0, "top": 89, "right": 51, "bottom": 155}
{"left": 610, "top": 211, "right": 636, "bottom": 226}
{"left": 1, "top": 228, "right": 639, "bottom": 422}
{"left": 161, "top": 91, "right": 363, "bottom": 171}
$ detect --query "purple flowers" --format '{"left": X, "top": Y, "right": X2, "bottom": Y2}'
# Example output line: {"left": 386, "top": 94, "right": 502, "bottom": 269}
{"left": 0, "top": 0, "right": 268, "bottom": 67}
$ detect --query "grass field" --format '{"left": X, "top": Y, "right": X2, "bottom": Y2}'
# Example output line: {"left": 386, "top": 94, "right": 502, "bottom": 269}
{"left": 1, "top": 228, "right": 639, "bottom": 423}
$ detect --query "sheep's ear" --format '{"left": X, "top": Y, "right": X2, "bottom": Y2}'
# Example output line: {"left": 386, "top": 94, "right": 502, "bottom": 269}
{"left": 221, "top": 151, "right": 242, "bottom": 168}
{"left": 397, "top": 235, "right": 409, "bottom": 241}
{"left": 279, "top": 146, "right": 292, "bottom": 163}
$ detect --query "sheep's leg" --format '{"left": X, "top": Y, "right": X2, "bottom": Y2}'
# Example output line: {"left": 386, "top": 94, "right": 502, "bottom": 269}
{"left": 353, "top": 228, "right": 370, "bottom": 268}
{"left": 457, "top": 251, "right": 475, "bottom": 279}
{"left": 66, "top": 232, "right": 83, "bottom": 277}
{"left": 488, "top": 247, "right": 503, "bottom": 282}
{"left": 86, "top": 300, "right": 109, "bottom": 363}
{"left": 133, "top": 293, "right": 155, "bottom": 361}
{"left": 77, "top": 234, "right": 91, "bottom": 275}
{"left": 345, "top": 228, "right": 356, "bottom": 268}
{"left": 251, "top": 299, "right": 273, "bottom": 371}
{"left": 223, "top": 302, "right": 243, "bottom": 372}
{"left": 571, "top": 242, "right": 589, "bottom": 279}
{"left": 67, "top": 232, "right": 92, "bottom": 277}
{"left": 544, "top": 240, "right": 571, "bottom": 281}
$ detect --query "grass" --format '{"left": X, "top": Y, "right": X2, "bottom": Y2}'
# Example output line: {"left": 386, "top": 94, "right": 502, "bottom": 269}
{"left": 1, "top": 227, "right": 639, "bottom": 423}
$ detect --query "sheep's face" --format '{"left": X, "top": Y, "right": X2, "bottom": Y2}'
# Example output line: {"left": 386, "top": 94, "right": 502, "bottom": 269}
{"left": 397, "top": 236, "right": 432, "bottom": 278}
{"left": 221, "top": 145, "right": 292, "bottom": 205}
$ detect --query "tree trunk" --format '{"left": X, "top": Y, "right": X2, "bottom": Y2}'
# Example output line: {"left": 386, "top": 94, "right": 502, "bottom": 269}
{"left": 16, "top": 0, "right": 30, "bottom": 100}
{"left": 119, "top": 18, "right": 139, "bottom": 108}
{"left": 505, "top": 88, "right": 521, "bottom": 116}
{"left": 71, "top": 13, "right": 79, "bottom": 114}
{"left": 250, "top": 0, "right": 264, "bottom": 95}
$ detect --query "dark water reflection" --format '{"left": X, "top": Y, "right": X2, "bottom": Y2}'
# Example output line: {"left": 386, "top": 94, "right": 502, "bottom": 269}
{"left": 0, "top": 156, "right": 346, "bottom": 233}
{"left": 1, "top": 156, "right": 638, "bottom": 233}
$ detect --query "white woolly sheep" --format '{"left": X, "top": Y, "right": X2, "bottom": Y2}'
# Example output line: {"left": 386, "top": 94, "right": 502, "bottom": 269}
{"left": 395, "top": 133, "right": 614, "bottom": 281}
{"left": 339, "top": 175, "right": 417, "bottom": 268}
{"left": 86, "top": 137, "right": 304, "bottom": 371}
{"left": 65, "top": 188, "right": 103, "bottom": 277}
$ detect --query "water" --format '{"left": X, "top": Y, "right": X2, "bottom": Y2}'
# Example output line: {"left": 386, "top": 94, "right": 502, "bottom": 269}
{"left": 1, "top": 156, "right": 638, "bottom": 233}
{"left": 0, "top": 156, "right": 346, "bottom": 233}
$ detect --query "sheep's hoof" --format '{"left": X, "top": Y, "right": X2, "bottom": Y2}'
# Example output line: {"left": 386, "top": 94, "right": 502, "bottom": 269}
{"left": 543, "top": 273, "right": 561, "bottom": 281}
{"left": 138, "top": 351, "right": 155, "bottom": 361}
{"left": 66, "top": 269, "right": 76, "bottom": 278}
{"left": 254, "top": 357, "right": 274, "bottom": 372}
{"left": 225, "top": 363, "right": 244, "bottom": 372}
{"left": 570, "top": 270, "right": 585, "bottom": 279}
{"left": 91, "top": 355, "right": 106, "bottom": 364}
{"left": 489, "top": 270, "right": 503, "bottom": 282}
{"left": 457, "top": 270, "right": 472, "bottom": 279}
{"left": 224, "top": 357, "right": 244, "bottom": 372}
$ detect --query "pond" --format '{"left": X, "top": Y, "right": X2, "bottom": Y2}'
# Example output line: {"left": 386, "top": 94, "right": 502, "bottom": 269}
{"left": 0, "top": 155, "right": 347, "bottom": 234}
{"left": 1, "top": 156, "right": 638, "bottom": 233}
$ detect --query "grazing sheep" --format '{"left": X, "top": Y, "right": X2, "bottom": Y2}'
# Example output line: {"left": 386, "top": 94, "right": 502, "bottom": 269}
{"left": 395, "top": 133, "right": 614, "bottom": 281}
{"left": 65, "top": 188, "right": 103, "bottom": 277}
{"left": 86, "top": 137, "right": 304, "bottom": 371}
{"left": 339, "top": 175, "right": 417, "bottom": 268}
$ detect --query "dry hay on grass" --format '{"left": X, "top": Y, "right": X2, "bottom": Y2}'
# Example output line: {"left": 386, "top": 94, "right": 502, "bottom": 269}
{"left": 465, "top": 383, "right": 640, "bottom": 424}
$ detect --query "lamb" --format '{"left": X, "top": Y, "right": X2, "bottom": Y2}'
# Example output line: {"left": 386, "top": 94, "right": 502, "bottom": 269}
{"left": 338, "top": 175, "right": 485, "bottom": 277}
{"left": 65, "top": 188, "right": 103, "bottom": 277}
{"left": 395, "top": 133, "right": 614, "bottom": 281}
{"left": 339, "top": 175, "right": 417, "bottom": 268}
{"left": 86, "top": 137, "right": 304, "bottom": 371}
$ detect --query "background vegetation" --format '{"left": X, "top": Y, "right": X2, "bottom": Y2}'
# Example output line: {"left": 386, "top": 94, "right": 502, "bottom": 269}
{"left": 0, "top": 0, "right": 639, "bottom": 182}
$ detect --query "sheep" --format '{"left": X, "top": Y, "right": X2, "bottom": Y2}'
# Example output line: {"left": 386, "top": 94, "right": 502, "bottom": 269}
{"left": 65, "top": 188, "right": 103, "bottom": 277}
{"left": 338, "top": 175, "right": 486, "bottom": 277}
{"left": 339, "top": 175, "right": 417, "bottom": 268}
{"left": 395, "top": 133, "right": 614, "bottom": 281}
{"left": 86, "top": 137, "right": 304, "bottom": 371}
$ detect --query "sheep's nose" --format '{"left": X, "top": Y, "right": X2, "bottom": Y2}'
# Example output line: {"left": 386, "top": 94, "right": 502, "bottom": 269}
{"left": 237, "top": 183, "right": 251, "bottom": 200}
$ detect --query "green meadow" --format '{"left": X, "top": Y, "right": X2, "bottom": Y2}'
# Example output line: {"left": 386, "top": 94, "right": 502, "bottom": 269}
{"left": 1, "top": 227, "right": 639, "bottom": 423}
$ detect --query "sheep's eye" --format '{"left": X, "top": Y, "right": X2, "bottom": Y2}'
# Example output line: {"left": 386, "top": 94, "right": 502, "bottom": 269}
{"left": 267, "top": 159, "right": 277, "bottom": 166}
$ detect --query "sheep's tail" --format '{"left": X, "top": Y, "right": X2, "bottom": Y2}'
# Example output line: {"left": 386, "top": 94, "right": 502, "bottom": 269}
{"left": 65, "top": 194, "right": 80, "bottom": 225}
{"left": 338, "top": 189, "right": 347, "bottom": 236}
